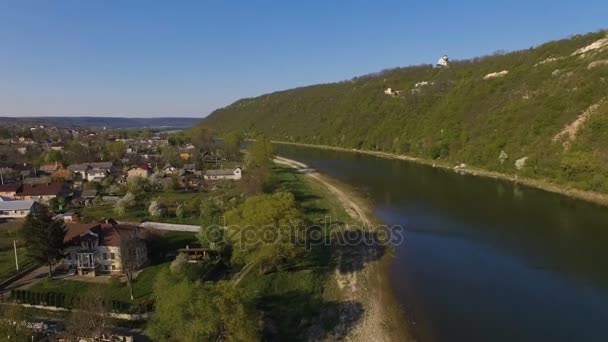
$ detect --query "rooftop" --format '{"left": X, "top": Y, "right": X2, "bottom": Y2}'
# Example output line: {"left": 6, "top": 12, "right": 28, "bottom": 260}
{"left": 0, "top": 200, "right": 35, "bottom": 211}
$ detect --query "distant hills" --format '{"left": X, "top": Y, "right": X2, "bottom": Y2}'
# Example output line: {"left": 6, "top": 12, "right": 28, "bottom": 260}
{"left": 200, "top": 30, "right": 608, "bottom": 194}
{"left": 0, "top": 116, "right": 201, "bottom": 129}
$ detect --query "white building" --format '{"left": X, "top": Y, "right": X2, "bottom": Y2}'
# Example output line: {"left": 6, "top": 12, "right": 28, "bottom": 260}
{"left": 0, "top": 200, "right": 36, "bottom": 219}
{"left": 437, "top": 55, "right": 449, "bottom": 67}
{"left": 204, "top": 167, "right": 242, "bottom": 181}
{"left": 63, "top": 221, "right": 148, "bottom": 277}
{"left": 68, "top": 162, "right": 114, "bottom": 182}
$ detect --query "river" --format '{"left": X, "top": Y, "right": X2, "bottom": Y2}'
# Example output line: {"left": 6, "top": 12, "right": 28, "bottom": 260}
{"left": 274, "top": 144, "right": 608, "bottom": 342}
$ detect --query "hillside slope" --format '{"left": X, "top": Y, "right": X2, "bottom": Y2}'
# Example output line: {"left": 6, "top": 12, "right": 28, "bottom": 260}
{"left": 202, "top": 31, "right": 608, "bottom": 193}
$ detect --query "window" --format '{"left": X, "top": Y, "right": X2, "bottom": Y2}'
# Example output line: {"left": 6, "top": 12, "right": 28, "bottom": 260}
{"left": 104, "top": 265, "right": 109, "bottom": 271}
{"left": 111, "top": 265, "right": 116, "bottom": 270}
{"left": 110, "top": 253, "right": 115, "bottom": 260}
{"left": 102, "top": 253, "right": 108, "bottom": 260}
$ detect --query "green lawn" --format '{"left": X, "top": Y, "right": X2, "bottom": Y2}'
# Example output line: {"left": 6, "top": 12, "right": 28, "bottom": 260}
{"left": 80, "top": 191, "right": 205, "bottom": 225}
{"left": 29, "top": 262, "right": 169, "bottom": 306}
{"left": 0, "top": 220, "right": 36, "bottom": 281}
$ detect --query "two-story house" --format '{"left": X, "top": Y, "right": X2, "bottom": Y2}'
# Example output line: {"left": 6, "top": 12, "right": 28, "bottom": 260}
{"left": 63, "top": 221, "right": 148, "bottom": 277}
{"left": 126, "top": 164, "right": 151, "bottom": 180}
{"left": 68, "top": 162, "right": 114, "bottom": 182}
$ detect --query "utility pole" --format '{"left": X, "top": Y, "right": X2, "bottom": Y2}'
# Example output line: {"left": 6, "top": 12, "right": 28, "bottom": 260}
{"left": 13, "top": 240, "right": 19, "bottom": 271}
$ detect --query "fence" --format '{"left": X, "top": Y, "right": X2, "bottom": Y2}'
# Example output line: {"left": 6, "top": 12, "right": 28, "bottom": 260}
{"left": 137, "top": 221, "right": 200, "bottom": 232}
{"left": 9, "top": 289, "right": 151, "bottom": 318}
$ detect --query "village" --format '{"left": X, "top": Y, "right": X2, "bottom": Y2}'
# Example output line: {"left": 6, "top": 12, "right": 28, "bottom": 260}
{"left": 0, "top": 125, "right": 255, "bottom": 340}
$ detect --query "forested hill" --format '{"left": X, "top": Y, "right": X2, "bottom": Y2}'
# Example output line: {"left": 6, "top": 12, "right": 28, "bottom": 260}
{"left": 201, "top": 31, "right": 608, "bottom": 193}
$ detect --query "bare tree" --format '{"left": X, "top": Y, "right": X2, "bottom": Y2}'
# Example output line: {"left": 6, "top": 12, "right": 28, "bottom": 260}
{"left": 120, "top": 233, "right": 141, "bottom": 301}
{"left": 65, "top": 289, "right": 111, "bottom": 341}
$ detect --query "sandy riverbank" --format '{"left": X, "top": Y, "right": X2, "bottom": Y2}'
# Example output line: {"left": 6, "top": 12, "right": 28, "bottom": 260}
{"left": 274, "top": 156, "right": 412, "bottom": 342}
{"left": 274, "top": 141, "right": 608, "bottom": 208}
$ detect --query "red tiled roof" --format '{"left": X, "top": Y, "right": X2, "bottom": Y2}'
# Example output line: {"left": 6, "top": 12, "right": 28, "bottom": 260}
{"left": 65, "top": 222, "right": 142, "bottom": 247}
{"left": 19, "top": 183, "right": 64, "bottom": 196}
{"left": 0, "top": 184, "right": 22, "bottom": 193}
{"left": 41, "top": 162, "right": 64, "bottom": 169}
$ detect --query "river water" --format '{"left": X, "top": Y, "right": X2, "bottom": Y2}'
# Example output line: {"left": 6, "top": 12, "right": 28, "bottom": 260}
{"left": 275, "top": 144, "right": 608, "bottom": 342}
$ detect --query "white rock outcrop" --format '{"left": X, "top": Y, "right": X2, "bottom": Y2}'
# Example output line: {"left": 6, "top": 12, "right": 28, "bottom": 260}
{"left": 552, "top": 99, "right": 606, "bottom": 149}
{"left": 515, "top": 157, "right": 528, "bottom": 170}
{"left": 498, "top": 150, "right": 509, "bottom": 164}
{"left": 534, "top": 57, "right": 561, "bottom": 66}
{"left": 588, "top": 60, "right": 608, "bottom": 69}
{"left": 572, "top": 37, "right": 608, "bottom": 56}
{"left": 483, "top": 70, "right": 509, "bottom": 80}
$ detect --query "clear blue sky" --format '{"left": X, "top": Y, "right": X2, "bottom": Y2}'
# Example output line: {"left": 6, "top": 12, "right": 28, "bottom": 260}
{"left": 1, "top": 1, "right": 606, "bottom": 118}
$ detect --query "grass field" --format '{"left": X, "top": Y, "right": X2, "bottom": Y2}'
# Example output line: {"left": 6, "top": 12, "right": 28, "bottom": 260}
{"left": 80, "top": 190, "right": 205, "bottom": 225}
{"left": 0, "top": 219, "right": 36, "bottom": 280}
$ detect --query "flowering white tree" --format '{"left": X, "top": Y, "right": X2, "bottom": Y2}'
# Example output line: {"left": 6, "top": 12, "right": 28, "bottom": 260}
{"left": 148, "top": 199, "right": 163, "bottom": 218}
{"left": 114, "top": 192, "right": 136, "bottom": 216}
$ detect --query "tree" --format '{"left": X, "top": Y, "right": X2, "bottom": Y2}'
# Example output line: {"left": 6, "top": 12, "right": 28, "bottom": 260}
{"left": 65, "top": 289, "right": 111, "bottom": 340}
{"left": 175, "top": 203, "right": 185, "bottom": 219}
{"left": 223, "top": 130, "right": 244, "bottom": 160}
{"left": 160, "top": 145, "right": 182, "bottom": 166}
{"left": 114, "top": 192, "right": 136, "bottom": 216}
{"left": 0, "top": 305, "right": 30, "bottom": 341}
{"left": 103, "top": 141, "right": 126, "bottom": 161}
{"left": 246, "top": 134, "right": 274, "bottom": 169}
{"left": 147, "top": 269, "right": 259, "bottom": 341}
{"left": 199, "top": 200, "right": 222, "bottom": 227}
{"left": 225, "top": 192, "right": 304, "bottom": 274}
{"left": 148, "top": 199, "right": 163, "bottom": 218}
{"left": 127, "top": 176, "right": 149, "bottom": 197}
{"left": 198, "top": 224, "right": 225, "bottom": 258}
{"left": 120, "top": 231, "right": 143, "bottom": 301}
{"left": 48, "top": 196, "right": 66, "bottom": 213}
{"left": 21, "top": 205, "right": 66, "bottom": 277}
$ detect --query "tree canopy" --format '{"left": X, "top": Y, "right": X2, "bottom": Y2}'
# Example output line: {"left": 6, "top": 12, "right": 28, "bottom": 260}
{"left": 200, "top": 30, "right": 608, "bottom": 194}
{"left": 225, "top": 192, "right": 304, "bottom": 273}
{"left": 147, "top": 268, "right": 259, "bottom": 341}
{"left": 21, "top": 205, "right": 67, "bottom": 277}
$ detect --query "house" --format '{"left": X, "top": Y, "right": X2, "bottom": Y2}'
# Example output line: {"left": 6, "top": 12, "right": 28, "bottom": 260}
{"left": 18, "top": 137, "right": 35, "bottom": 145}
{"left": 71, "top": 189, "right": 98, "bottom": 207}
{"left": 68, "top": 162, "right": 114, "bottom": 182}
{"left": 40, "top": 162, "right": 64, "bottom": 174}
{"left": 182, "top": 164, "right": 197, "bottom": 172}
{"left": 179, "top": 152, "right": 193, "bottom": 160}
{"left": 204, "top": 167, "right": 242, "bottom": 181}
{"left": 127, "top": 164, "right": 151, "bottom": 180}
{"left": 63, "top": 221, "right": 148, "bottom": 277}
{"left": 437, "top": 54, "right": 449, "bottom": 67}
{"left": 50, "top": 142, "right": 64, "bottom": 151}
{"left": 16, "top": 147, "right": 28, "bottom": 155}
{"left": 0, "top": 200, "right": 36, "bottom": 219}
{"left": 51, "top": 168, "right": 71, "bottom": 181}
{"left": 177, "top": 245, "right": 217, "bottom": 263}
{"left": 0, "top": 183, "right": 22, "bottom": 199}
{"left": 18, "top": 183, "right": 66, "bottom": 204}
{"left": 161, "top": 164, "right": 178, "bottom": 176}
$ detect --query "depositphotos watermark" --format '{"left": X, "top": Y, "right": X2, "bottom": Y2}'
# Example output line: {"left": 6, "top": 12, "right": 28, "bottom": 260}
{"left": 200, "top": 216, "right": 405, "bottom": 251}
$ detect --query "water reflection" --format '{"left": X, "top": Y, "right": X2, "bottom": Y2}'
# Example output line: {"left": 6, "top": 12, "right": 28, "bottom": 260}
{"left": 276, "top": 144, "right": 608, "bottom": 342}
